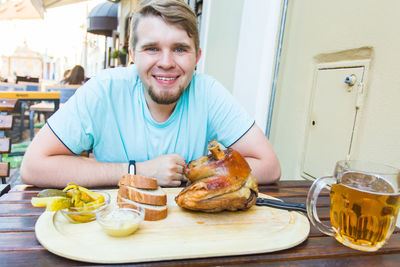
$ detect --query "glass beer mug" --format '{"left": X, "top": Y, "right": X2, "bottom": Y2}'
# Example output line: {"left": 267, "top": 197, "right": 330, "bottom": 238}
{"left": 307, "top": 160, "right": 400, "bottom": 251}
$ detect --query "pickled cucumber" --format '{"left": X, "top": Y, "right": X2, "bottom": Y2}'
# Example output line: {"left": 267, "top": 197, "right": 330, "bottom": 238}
{"left": 37, "top": 189, "right": 67, "bottom": 198}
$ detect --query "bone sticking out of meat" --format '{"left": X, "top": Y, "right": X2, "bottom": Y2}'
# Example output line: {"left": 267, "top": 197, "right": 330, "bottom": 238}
{"left": 207, "top": 140, "right": 225, "bottom": 160}
{"left": 176, "top": 140, "right": 258, "bottom": 212}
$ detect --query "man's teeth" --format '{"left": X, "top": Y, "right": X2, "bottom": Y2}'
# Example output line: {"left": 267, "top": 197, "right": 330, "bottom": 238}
{"left": 156, "top": 76, "right": 175, "bottom": 81}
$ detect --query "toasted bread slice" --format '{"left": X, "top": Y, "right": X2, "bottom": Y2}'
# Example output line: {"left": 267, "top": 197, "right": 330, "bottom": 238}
{"left": 118, "top": 174, "right": 158, "bottom": 190}
{"left": 117, "top": 195, "right": 168, "bottom": 221}
{"left": 118, "top": 185, "right": 167, "bottom": 206}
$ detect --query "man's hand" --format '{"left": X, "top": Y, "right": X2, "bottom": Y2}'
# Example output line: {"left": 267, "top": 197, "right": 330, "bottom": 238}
{"left": 136, "top": 154, "right": 186, "bottom": 187}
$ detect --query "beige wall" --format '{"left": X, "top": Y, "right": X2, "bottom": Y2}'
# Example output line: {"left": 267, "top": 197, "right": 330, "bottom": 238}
{"left": 269, "top": 0, "right": 400, "bottom": 180}
{"left": 201, "top": 0, "right": 243, "bottom": 92}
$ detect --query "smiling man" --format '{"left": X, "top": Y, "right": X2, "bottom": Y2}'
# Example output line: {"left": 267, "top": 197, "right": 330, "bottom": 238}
{"left": 20, "top": 0, "right": 281, "bottom": 188}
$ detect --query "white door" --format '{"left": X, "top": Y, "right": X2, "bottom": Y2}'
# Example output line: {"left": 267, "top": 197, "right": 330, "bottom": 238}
{"left": 302, "top": 66, "right": 365, "bottom": 179}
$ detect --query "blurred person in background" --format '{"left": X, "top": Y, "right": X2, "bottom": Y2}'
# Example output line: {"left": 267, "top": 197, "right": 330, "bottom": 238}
{"left": 60, "top": 65, "right": 85, "bottom": 85}
{"left": 62, "top": 69, "right": 71, "bottom": 79}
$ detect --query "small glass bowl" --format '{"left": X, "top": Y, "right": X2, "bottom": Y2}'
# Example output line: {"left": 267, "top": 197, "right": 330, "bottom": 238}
{"left": 60, "top": 191, "right": 110, "bottom": 223}
{"left": 96, "top": 203, "right": 145, "bottom": 237}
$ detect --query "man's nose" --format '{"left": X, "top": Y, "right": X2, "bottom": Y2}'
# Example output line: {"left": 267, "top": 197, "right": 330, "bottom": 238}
{"left": 157, "top": 51, "right": 175, "bottom": 69}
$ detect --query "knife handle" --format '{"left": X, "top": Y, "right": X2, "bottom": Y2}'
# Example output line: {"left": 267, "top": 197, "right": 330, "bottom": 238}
{"left": 255, "top": 198, "right": 307, "bottom": 213}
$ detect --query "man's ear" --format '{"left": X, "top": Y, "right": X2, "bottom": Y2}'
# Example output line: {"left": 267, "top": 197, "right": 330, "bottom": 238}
{"left": 129, "top": 49, "right": 135, "bottom": 63}
{"left": 196, "top": 48, "right": 202, "bottom": 64}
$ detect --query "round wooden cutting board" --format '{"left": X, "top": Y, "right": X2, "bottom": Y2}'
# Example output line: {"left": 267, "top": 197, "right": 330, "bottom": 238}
{"left": 35, "top": 188, "right": 310, "bottom": 264}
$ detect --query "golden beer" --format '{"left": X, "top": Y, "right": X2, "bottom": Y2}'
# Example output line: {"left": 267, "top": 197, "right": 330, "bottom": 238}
{"left": 330, "top": 173, "right": 400, "bottom": 251}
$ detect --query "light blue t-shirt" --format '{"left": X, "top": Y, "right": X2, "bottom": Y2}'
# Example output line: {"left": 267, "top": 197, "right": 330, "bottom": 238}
{"left": 48, "top": 65, "right": 254, "bottom": 163}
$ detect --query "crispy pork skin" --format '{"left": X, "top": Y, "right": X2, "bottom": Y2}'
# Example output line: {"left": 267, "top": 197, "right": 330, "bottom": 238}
{"left": 184, "top": 148, "right": 251, "bottom": 183}
{"left": 175, "top": 140, "right": 258, "bottom": 212}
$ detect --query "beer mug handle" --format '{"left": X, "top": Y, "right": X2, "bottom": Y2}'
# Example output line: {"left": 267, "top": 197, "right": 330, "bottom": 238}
{"left": 306, "top": 176, "right": 336, "bottom": 237}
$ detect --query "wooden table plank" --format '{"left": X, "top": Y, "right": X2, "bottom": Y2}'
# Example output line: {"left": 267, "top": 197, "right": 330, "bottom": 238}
{"left": 0, "top": 216, "right": 36, "bottom": 232}
{"left": 0, "top": 191, "right": 38, "bottom": 203}
{"left": 9, "top": 184, "right": 39, "bottom": 192}
{"left": 0, "top": 232, "right": 43, "bottom": 251}
{"left": 0, "top": 98, "right": 18, "bottom": 112}
{"left": 259, "top": 180, "right": 313, "bottom": 189}
{"left": 0, "top": 251, "right": 91, "bottom": 266}
{"left": 260, "top": 186, "right": 330, "bottom": 198}
{"left": 0, "top": 203, "right": 43, "bottom": 216}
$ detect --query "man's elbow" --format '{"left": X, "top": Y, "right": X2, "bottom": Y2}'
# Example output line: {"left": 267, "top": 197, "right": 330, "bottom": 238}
{"left": 20, "top": 160, "right": 34, "bottom": 185}
{"left": 270, "top": 155, "right": 282, "bottom": 182}
{"left": 20, "top": 156, "right": 43, "bottom": 186}
{"left": 262, "top": 158, "right": 281, "bottom": 184}
{"left": 270, "top": 163, "right": 281, "bottom": 183}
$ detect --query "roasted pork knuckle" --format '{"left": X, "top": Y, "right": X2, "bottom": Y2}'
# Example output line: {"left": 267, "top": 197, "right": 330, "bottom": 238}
{"left": 175, "top": 140, "right": 258, "bottom": 212}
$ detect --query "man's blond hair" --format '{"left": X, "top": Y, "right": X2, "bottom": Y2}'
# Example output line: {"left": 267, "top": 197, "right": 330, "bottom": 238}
{"left": 130, "top": 0, "right": 200, "bottom": 55}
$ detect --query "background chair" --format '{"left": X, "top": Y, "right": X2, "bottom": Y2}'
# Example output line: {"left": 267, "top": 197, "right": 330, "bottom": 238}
{"left": 29, "top": 85, "right": 80, "bottom": 140}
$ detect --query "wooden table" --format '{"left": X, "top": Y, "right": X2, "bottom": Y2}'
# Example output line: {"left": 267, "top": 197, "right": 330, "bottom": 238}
{"left": 0, "top": 98, "right": 18, "bottom": 112}
{"left": 0, "top": 180, "right": 399, "bottom": 266}
{"left": 0, "top": 92, "right": 60, "bottom": 140}
{"left": 0, "top": 98, "right": 17, "bottom": 132}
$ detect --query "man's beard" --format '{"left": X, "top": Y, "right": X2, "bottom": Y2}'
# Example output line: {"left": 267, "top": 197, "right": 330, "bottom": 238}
{"left": 148, "top": 85, "right": 185, "bottom": 105}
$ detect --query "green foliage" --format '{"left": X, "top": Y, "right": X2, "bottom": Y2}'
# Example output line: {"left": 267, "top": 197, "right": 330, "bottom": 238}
{"left": 110, "top": 50, "right": 127, "bottom": 59}
{"left": 2, "top": 141, "right": 30, "bottom": 168}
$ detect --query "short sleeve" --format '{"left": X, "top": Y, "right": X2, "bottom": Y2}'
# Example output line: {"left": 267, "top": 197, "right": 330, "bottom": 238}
{"left": 47, "top": 78, "right": 104, "bottom": 154}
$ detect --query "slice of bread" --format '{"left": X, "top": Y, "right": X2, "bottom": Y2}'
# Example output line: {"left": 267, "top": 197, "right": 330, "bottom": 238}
{"left": 118, "top": 185, "right": 167, "bottom": 206}
{"left": 118, "top": 174, "right": 158, "bottom": 190}
{"left": 117, "top": 195, "right": 168, "bottom": 221}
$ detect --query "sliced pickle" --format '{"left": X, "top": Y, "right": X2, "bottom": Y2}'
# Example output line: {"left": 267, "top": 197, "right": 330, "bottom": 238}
{"left": 37, "top": 189, "right": 68, "bottom": 198}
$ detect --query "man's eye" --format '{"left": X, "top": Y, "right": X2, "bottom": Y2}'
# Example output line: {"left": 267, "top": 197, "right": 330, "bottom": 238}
{"left": 175, "top": 48, "right": 186, "bottom": 53}
{"left": 145, "top": 47, "right": 158, "bottom": 52}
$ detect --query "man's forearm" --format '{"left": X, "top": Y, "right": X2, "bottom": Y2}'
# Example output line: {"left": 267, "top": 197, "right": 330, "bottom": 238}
{"left": 20, "top": 155, "right": 127, "bottom": 188}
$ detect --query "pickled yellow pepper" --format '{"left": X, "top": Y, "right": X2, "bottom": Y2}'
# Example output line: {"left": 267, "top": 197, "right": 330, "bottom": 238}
{"left": 63, "top": 183, "right": 105, "bottom": 211}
